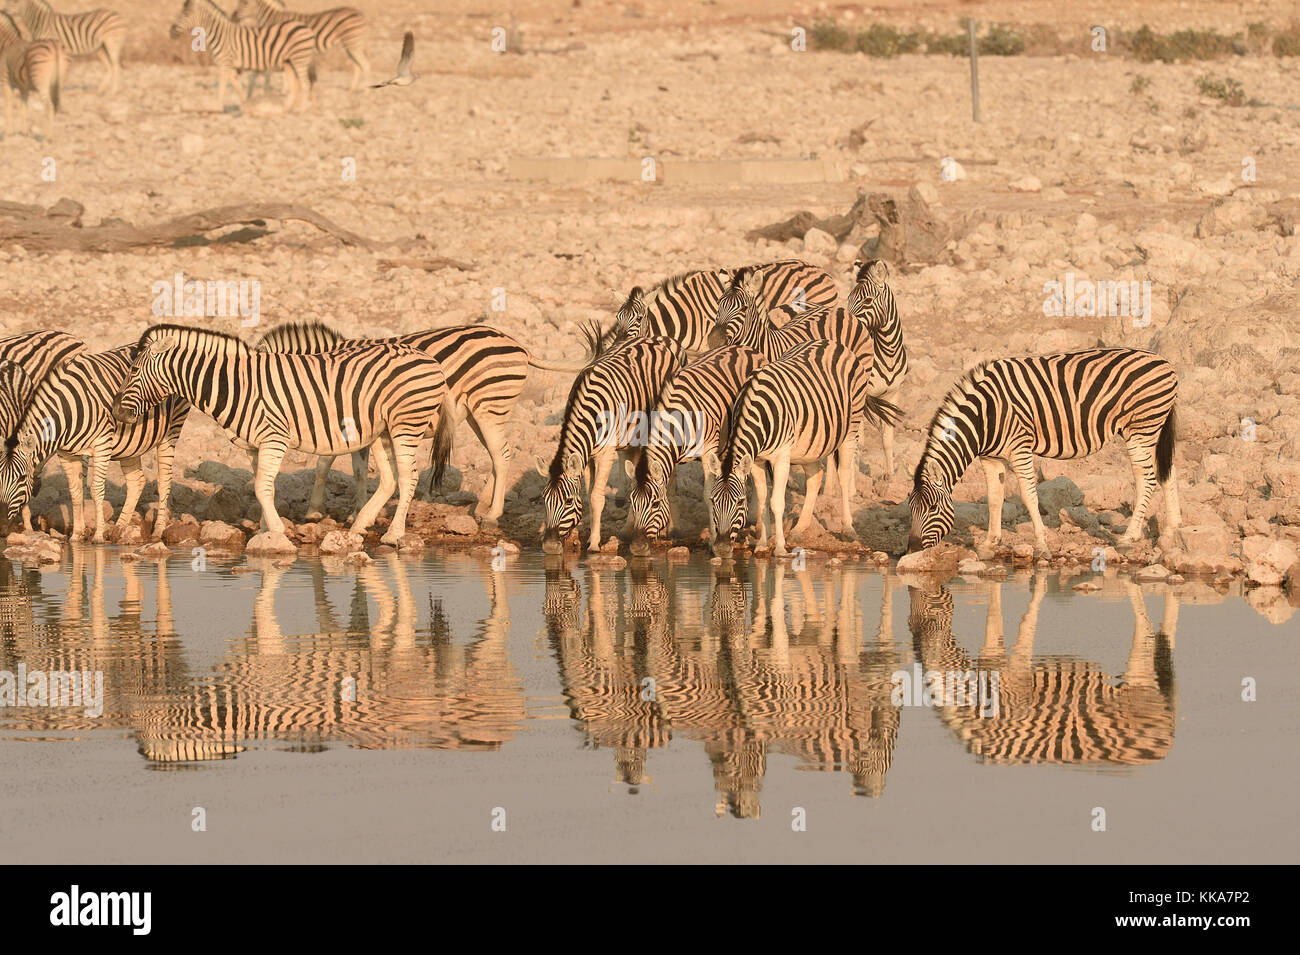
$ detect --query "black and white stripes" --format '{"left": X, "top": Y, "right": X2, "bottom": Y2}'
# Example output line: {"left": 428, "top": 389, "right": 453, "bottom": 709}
{"left": 0, "top": 9, "right": 66, "bottom": 137}
{"left": 6, "top": 0, "right": 123, "bottom": 95}
{"left": 170, "top": 0, "right": 315, "bottom": 111}
{"left": 233, "top": 0, "right": 369, "bottom": 90}
{"left": 847, "top": 259, "right": 908, "bottom": 472}
{"left": 908, "top": 347, "right": 1179, "bottom": 557}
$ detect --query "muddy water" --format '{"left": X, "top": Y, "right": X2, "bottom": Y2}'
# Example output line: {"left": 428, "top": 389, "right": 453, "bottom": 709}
{"left": 0, "top": 547, "right": 1294, "bottom": 863}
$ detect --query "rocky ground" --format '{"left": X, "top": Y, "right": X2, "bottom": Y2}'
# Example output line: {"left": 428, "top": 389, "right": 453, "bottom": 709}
{"left": 1, "top": 1, "right": 1298, "bottom": 615}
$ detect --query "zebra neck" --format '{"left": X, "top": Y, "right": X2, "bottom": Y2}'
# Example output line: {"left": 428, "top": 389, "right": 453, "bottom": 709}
{"left": 736, "top": 308, "right": 769, "bottom": 352}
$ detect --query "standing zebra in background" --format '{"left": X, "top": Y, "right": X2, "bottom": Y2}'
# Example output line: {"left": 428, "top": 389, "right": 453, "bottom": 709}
{"left": 233, "top": 0, "right": 368, "bottom": 91}
{"left": 4, "top": 0, "right": 123, "bottom": 95}
{"left": 908, "top": 347, "right": 1179, "bottom": 559}
{"left": 847, "top": 259, "right": 908, "bottom": 474}
{"left": 612, "top": 260, "right": 837, "bottom": 352}
{"left": 256, "top": 320, "right": 581, "bottom": 525}
{"left": 537, "top": 327, "right": 682, "bottom": 554}
{"left": 0, "top": 330, "right": 86, "bottom": 531}
{"left": 708, "top": 340, "right": 900, "bottom": 558}
{"left": 0, "top": 346, "right": 189, "bottom": 543}
{"left": 169, "top": 0, "right": 315, "bottom": 112}
{"left": 0, "top": 10, "right": 66, "bottom": 138}
{"left": 623, "top": 345, "right": 767, "bottom": 556}
{"left": 111, "top": 325, "right": 455, "bottom": 546}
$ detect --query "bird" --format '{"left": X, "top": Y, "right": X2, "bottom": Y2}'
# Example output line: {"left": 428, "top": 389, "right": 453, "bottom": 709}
{"left": 371, "top": 31, "right": 416, "bottom": 87}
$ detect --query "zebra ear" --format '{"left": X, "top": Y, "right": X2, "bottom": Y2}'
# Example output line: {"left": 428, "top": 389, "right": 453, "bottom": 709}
{"left": 701, "top": 449, "right": 721, "bottom": 480}
{"left": 534, "top": 454, "right": 550, "bottom": 478}
{"left": 563, "top": 450, "right": 584, "bottom": 476}
{"left": 922, "top": 458, "right": 944, "bottom": 485}
{"left": 623, "top": 458, "right": 637, "bottom": 482}
{"left": 868, "top": 259, "right": 889, "bottom": 281}
{"left": 148, "top": 335, "right": 178, "bottom": 356}
{"left": 0, "top": 360, "right": 31, "bottom": 394}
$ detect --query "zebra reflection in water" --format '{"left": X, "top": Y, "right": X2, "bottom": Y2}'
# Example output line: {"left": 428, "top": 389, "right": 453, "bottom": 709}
{"left": 906, "top": 575, "right": 1177, "bottom": 766}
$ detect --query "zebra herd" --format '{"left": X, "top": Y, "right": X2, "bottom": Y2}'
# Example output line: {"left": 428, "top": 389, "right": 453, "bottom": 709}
{"left": 0, "top": 0, "right": 370, "bottom": 135}
{"left": 0, "top": 256, "right": 1181, "bottom": 560}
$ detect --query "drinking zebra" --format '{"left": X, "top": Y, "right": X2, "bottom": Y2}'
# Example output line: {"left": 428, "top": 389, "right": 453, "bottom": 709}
{"left": 233, "top": 0, "right": 368, "bottom": 90}
{"left": 110, "top": 325, "right": 455, "bottom": 546}
{"left": 908, "top": 347, "right": 1179, "bottom": 559}
{"left": 0, "top": 330, "right": 86, "bottom": 530}
{"left": 537, "top": 327, "right": 683, "bottom": 554}
{"left": 169, "top": 0, "right": 315, "bottom": 112}
{"left": 0, "top": 9, "right": 65, "bottom": 138}
{"left": 0, "top": 346, "right": 189, "bottom": 543}
{"left": 4, "top": 0, "right": 123, "bottom": 95}
{"left": 847, "top": 259, "right": 908, "bottom": 473}
{"left": 612, "top": 259, "right": 837, "bottom": 352}
{"left": 256, "top": 320, "right": 581, "bottom": 525}
{"left": 623, "top": 344, "right": 767, "bottom": 556}
{"left": 707, "top": 339, "right": 900, "bottom": 558}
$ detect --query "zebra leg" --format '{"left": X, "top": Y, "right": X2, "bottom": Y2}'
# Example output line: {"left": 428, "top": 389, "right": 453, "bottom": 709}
{"left": 1120, "top": 437, "right": 1158, "bottom": 545}
{"left": 95, "top": 47, "right": 112, "bottom": 95}
{"left": 1122, "top": 581, "right": 1157, "bottom": 687}
{"left": 981, "top": 457, "right": 1007, "bottom": 552}
{"left": 749, "top": 463, "right": 770, "bottom": 549}
{"left": 350, "top": 449, "right": 369, "bottom": 519}
{"left": 464, "top": 410, "right": 510, "bottom": 524}
{"left": 56, "top": 454, "right": 84, "bottom": 540}
{"left": 1009, "top": 450, "right": 1050, "bottom": 559}
{"left": 835, "top": 435, "right": 858, "bottom": 538}
{"left": 352, "top": 439, "right": 398, "bottom": 537}
{"left": 881, "top": 421, "right": 896, "bottom": 475}
{"left": 252, "top": 441, "right": 289, "bottom": 537}
{"left": 790, "top": 460, "right": 825, "bottom": 539}
{"left": 305, "top": 454, "right": 336, "bottom": 521}
{"left": 381, "top": 434, "right": 420, "bottom": 545}
{"left": 769, "top": 453, "right": 792, "bottom": 557}
{"left": 345, "top": 43, "right": 370, "bottom": 91}
{"left": 586, "top": 445, "right": 617, "bottom": 551}
{"left": 87, "top": 447, "right": 111, "bottom": 544}
{"left": 153, "top": 432, "right": 177, "bottom": 540}
{"left": 116, "top": 455, "right": 146, "bottom": 531}
{"left": 1011, "top": 573, "right": 1046, "bottom": 669}
{"left": 1163, "top": 462, "right": 1182, "bottom": 538}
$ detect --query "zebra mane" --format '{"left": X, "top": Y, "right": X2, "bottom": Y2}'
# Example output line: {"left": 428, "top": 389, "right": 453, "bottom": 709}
{"left": 913, "top": 360, "right": 992, "bottom": 487}
{"left": 548, "top": 322, "right": 608, "bottom": 481}
{"left": 137, "top": 323, "right": 252, "bottom": 356}
{"left": 254, "top": 320, "right": 346, "bottom": 350}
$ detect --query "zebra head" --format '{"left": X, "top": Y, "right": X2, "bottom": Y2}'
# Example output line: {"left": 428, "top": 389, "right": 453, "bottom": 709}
{"left": 705, "top": 449, "right": 748, "bottom": 559}
{"left": 0, "top": 434, "right": 38, "bottom": 522}
{"left": 170, "top": 0, "right": 201, "bottom": 40}
{"left": 613, "top": 286, "right": 648, "bottom": 340}
{"left": 712, "top": 267, "right": 765, "bottom": 347}
{"left": 231, "top": 0, "right": 255, "bottom": 23}
{"left": 906, "top": 456, "right": 955, "bottom": 553}
{"left": 112, "top": 332, "right": 177, "bottom": 424}
{"left": 848, "top": 259, "right": 890, "bottom": 329}
{"left": 624, "top": 452, "right": 669, "bottom": 557}
{"left": 537, "top": 449, "right": 584, "bottom": 554}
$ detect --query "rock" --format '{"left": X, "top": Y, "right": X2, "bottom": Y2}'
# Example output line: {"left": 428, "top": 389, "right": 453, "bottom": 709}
{"left": 1009, "top": 175, "right": 1042, "bottom": 193}
{"left": 908, "top": 182, "right": 939, "bottom": 206}
{"left": 1195, "top": 198, "right": 1269, "bottom": 238}
{"left": 134, "top": 542, "right": 171, "bottom": 559}
{"left": 896, "top": 542, "right": 973, "bottom": 574}
{"left": 162, "top": 517, "right": 201, "bottom": 545}
{"left": 1073, "top": 579, "right": 1103, "bottom": 592}
{"left": 245, "top": 532, "right": 298, "bottom": 555}
{"left": 802, "top": 227, "right": 837, "bottom": 257}
{"left": 1245, "top": 540, "right": 1298, "bottom": 587}
{"left": 939, "top": 158, "right": 966, "bottom": 181}
{"left": 203, "top": 486, "right": 250, "bottom": 524}
{"left": 1035, "top": 476, "right": 1084, "bottom": 520}
{"left": 1134, "top": 563, "right": 1171, "bottom": 583}
{"left": 319, "top": 530, "right": 364, "bottom": 555}
{"left": 495, "top": 539, "right": 521, "bottom": 555}
{"left": 586, "top": 554, "right": 627, "bottom": 570}
{"left": 444, "top": 513, "right": 478, "bottom": 536}
{"left": 397, "top": 534, "right": 425, "bottom": 552}
{"left": 200, "top": 521, "right": 245, "bottom": 551}
{"left": 1196, "top": 179, "right": 1235, "bottom": 198}
{"left": 600, "top": 536, "right": 620, "bottom": 554}
{"left": 957, "top": 558, "right": 986, "bottom": 575}
{"left": 344, "top": 551, "right": 373, "bottom": 566}
{"left": 667, "top": 546, "right": 690, "bottom": 559}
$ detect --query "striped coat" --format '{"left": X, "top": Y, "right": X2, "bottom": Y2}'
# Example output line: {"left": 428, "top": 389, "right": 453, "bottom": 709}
{"left": 908, "top": 347, "right": 1179, "bottom": 558}
{"left": 0, "top": 10, "right": 66, "bottom": 138}
{"left": 7, "top": 0, "right": 122, "bottom": 95}
{"left": 233, "top": 0, "right": 369, "bottom": 90}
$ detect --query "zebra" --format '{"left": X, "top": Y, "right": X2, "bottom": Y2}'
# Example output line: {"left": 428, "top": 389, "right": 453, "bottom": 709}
{"left": 169, "top": 0, "right": 315, "bottom": 112}
{"left": 4, "top": 0, "right": 123, "bottom": 95}
{"left": 612, "top": 259, "right": 837, "bottom": 352}
{"left": 536, "top": 326, "right": 682, "bottom": 554}
{"left": 0, "top": 9, "right": 65, "bottom": 138}
{"left": 847, "top": 259, "right": 908, "bottom": 473}
{"left": 623, "top": 344, "right": 767, "bottom": 556}
{"left": 908, "top": 347, "right": 1180, "bottom": 559}
{"left": 907, "top": 576, "right": 1176, "bottom": 766}
{"left": 109, "top": 324, "right": 456, "bottom": 546}
{"left": 256, "top": 320, "right": 581, "bottom": 524}
{"left": 0, "top": 330, "right": 86, "bottom": 530}
{"left": 0, "top": 345, "right": 189, "bottom": 543}
{"left": 233, "top": 0, "right": 368, "bottom": 91}
{"left": 707, "top": 339, "right": 900, "bottom": 558}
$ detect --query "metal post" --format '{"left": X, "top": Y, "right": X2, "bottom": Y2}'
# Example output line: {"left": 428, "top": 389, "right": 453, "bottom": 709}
{"left": 969, "top": 18, "right": 980, "bottom": 123}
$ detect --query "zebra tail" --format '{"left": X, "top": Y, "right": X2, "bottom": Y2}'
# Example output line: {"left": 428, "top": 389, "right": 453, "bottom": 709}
{"left": 1156, "top": 405, "right": 1176, "bottom": 485}
{"left": 527, "top": 356, "right": 587, "bottom": 373}
{"left": 862, "top": 394, "right": 903, "bottom": 429}
{"left": 50, "top": 47, "right": 65, "bottom": 113}
{"left": 429, "top": 391, "right": 456, "bottom": 487}
{"left": 526, "top": 323, "right": 602, "bottom": 373}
